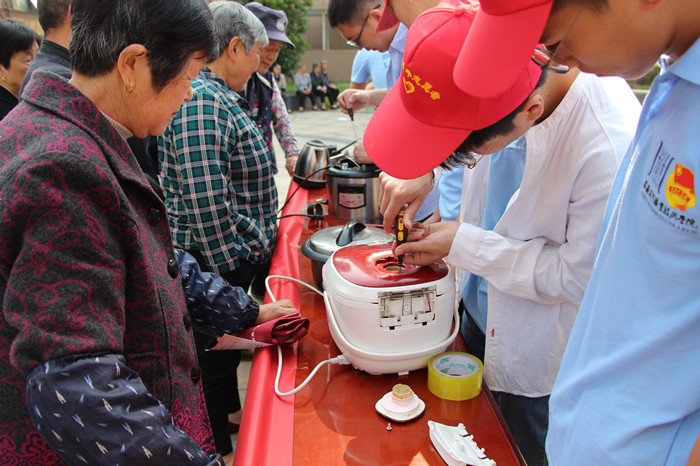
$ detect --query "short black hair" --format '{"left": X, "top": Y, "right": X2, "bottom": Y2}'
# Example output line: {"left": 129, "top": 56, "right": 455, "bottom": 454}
{"left": 70, "top": 0, "right": 218, "bottom": 92}
{"left": 327, "top": 0, "right": 377, "bottom": 28}
{"left": 441, "top": 70, "right": 548, "bottom": 169}
{"left": 0, "top": 19, "right": 39, "bottom": 68}
{"left": 37, "top": 0, "right": 71, "bottom": 33}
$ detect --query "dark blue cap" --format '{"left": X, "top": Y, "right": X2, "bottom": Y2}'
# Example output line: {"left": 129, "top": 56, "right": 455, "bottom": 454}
{"left": 245, "top": 2, "right": 295, "bottom": 48}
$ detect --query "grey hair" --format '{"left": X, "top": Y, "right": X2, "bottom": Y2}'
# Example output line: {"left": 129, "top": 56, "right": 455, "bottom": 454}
{"left": 209, "top": 1, "right": 268, "bottom": 57}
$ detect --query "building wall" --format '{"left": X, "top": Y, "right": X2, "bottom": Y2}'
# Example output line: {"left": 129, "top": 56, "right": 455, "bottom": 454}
{"left": 299, "top": 1, "right": 360, "bottom": 83}
{"left": 1, "top": 1, "right": 42, "bottom": 36}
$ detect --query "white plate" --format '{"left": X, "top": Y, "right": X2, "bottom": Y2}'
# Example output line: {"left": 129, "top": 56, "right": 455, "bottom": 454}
{"left": 375, "top": 395, "right": 426, "bottom": 422}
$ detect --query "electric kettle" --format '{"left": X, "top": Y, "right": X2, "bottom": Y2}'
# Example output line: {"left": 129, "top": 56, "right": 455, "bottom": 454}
{"left": 293, "top": 140, "right": 329, "bottom": 189}
{"left": 293, "top": 139, "right": 357, "bottom": 189}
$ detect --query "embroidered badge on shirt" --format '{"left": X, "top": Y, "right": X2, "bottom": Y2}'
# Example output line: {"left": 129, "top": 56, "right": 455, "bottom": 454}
{"left": 642, "top": 140, "right": 697, "bottom": 234}
{"left": 665, "top": 162, "right": 695, "bottom": 211}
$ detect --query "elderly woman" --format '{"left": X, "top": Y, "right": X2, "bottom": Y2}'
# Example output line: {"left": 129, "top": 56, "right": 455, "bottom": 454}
{"left": 0, "top": 0, "right": 230, "bottom": 464}
{"left": 294, "top": 63, "right": 316, "bottom": 111}
{"left": 244, "top": 1, "right": 301, "bottom": 177}
{"left": 309, "top": 61, "right": 329, "bottom": 110}
{"left": 158, "top": 1, "right": 278, "bottom": 459}
{"left": 0, "top": 18, "right": 38, "bottom": 119}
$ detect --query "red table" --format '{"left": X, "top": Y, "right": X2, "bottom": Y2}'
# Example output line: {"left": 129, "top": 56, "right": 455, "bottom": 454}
{"left": 233, "top": 182, "right": 525, "bottom": 465}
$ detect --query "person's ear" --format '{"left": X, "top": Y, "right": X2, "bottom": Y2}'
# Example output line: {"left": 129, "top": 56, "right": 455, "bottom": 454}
{"left": 521, "top": 94, "right": 545, "bottom": 124}
{"left": 226, "top": 36, "right": 243, "bottom": 62}
{"left": 117, "top": 44, "right": 148, "bottom": 94}
{"left": 367, "top": 8, "right": 383, "bottom": 22}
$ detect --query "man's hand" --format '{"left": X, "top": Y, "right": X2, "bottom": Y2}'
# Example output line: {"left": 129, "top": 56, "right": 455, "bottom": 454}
{"left": 255, "top": 299, "right": 296, "bottom": 325}
{"left": 421, "top": 206, "right": 442, "bottom": 226}
{"left": 353, "top": 142, "right": 372, "bottom": 164}
{"left": 337, "top": 88, "right": 387, "bottom": 114}
{"left": 379, "top": 172, "right": 434, "bottom": 233}
{"left": 285, "top": 154, "right": 299, "bottom": 176}
{"left": 395, "top": 221, "right": 460, "bottom": 266}
{"left": 337, "top": 89, "right": 371, "bottom": 114}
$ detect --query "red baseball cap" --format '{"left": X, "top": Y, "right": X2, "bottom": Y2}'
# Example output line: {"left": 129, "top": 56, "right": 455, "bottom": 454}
{"left": 364, "top": 0, "right": 542, "bottom": 180}
{"left": 376, "top": 0, "right": 400, "bottom": 32}
{"left": 454, "top": 0, "right": 553, "bottom": 97}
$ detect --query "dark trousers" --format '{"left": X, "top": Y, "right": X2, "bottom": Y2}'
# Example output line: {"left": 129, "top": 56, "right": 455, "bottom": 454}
{"left": 326, "top": 86, "right": 339, "bottom": 106}
{"left": 296, "top": 90, "right": 317, "bottom": 109}
{"left": 187, "top": 249, "right": 271, "bottom": 456}
{"left": 460, "top": 303, "right": 549, "bottom": 466}
{"left": 312, "top": 87, "right": 339, "bottom": 107}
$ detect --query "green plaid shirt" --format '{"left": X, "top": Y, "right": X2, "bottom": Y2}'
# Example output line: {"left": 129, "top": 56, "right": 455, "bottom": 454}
{"left": 158, "top": 68, "right": 278, "bottom": 275}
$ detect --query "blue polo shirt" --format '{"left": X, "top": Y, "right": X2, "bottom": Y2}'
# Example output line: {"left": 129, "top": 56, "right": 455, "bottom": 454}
{"left": 547, "top": 39, "right": 700, "bottom": 464}
{"left": 351, "top": 49, "right": 389, "bottom": 89}
{"left": 386, "top": 24, "right": 407, "bottom": 91}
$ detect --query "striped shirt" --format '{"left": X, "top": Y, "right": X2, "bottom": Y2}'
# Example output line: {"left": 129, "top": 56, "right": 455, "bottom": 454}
{"left": 158, "top": 67, "right": 278, "bottom": 275}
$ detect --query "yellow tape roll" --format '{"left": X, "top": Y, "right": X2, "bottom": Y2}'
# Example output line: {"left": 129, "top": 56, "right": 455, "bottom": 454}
{"left": 427, "top": 352, "right": 483, "bottom": 401}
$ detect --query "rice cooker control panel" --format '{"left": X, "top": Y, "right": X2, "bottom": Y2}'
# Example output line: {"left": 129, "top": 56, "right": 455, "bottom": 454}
{"left": 378, "top": 287, "right": 437, "bottom": 329}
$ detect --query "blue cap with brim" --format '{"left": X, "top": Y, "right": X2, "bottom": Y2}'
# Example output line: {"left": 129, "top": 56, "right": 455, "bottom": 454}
{"left": 245, "top": 1, "right": 295, "bottom": 48}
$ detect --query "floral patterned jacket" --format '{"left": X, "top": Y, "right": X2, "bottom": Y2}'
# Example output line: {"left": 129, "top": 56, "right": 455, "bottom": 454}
{"left": 0, "top": 71, "right": 220, "bottom": 465}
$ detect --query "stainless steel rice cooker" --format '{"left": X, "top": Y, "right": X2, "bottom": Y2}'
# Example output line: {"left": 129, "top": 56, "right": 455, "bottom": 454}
{"left": 322, "top": 243, "right": 459, "bottom": 375}
{"left": 301, "top": 219, "right": 393, "bottom": 289}
{"left": 327, "top": 157, "right": 382, "bottom": 224}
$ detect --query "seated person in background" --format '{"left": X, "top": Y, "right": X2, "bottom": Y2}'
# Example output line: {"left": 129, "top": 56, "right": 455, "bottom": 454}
{"left": 319, "top": 60, "right": 340, "bottom": 108}
{"left": 294, "top": 63, "right": 316, "bottom": 111}
{"left": 244, "top": 1, "right": 301, "bottom": 177}
{"left": 158, "top": 2, "right": 279, "bottom": 460}
{"left": 365, "top": 1, "right": 641, "bottom": 464}
{"left": 309, "top": 62, "right": 330, "bottom": 110}
{"left": 350, "top": 48, "right": 389, "bottom": 90}
{"left": 272, "top": 63, "right": 293, "bottom": 112}
{"left": 0, "top": 19, "right": 38, "bottom": 120}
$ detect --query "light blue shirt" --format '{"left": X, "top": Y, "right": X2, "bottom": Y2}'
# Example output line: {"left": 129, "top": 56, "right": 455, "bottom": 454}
{"left": 351, "top": 49, "right": 389, "bottom": 89}
{"left": 386, "top": 24, "right": 407, "bottom": 91}
{"left": 462, "top": 138, "right": 526, "bottom": 332}
{"left": 547, "top": 38, "right": 700, "bottom": 465}
{"left": 438, "top": 164, "right": 465, "bottom": 222}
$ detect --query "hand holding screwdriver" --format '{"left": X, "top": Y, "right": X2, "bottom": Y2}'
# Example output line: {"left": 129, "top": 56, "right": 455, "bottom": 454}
{"left": 394, "top": 210, "right": 407, "bottom": 267}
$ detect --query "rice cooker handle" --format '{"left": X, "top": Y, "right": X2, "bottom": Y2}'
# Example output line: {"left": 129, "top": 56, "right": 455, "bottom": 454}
{"left": 336, "top": 219, "right": 366, "bottom": 247}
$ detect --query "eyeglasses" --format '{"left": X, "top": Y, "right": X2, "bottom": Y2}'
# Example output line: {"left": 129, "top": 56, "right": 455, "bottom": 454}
{"left": 346, "top": 4, "right": 381, "bottom": 48}
{"left": 531, "top": 0, "right": 590, "bottom": 73}
{"left": 453, "top": 138, "right": 496, "bottom": 170}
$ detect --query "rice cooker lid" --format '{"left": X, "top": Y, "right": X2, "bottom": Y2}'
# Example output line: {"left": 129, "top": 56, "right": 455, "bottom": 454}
{"left": 302, "top": 220, "right": 393, "bottom": 261}
{"left": 331, "top": 243, "right": 449, "bottom": 288}
{"left": 327, "top": 157, "right": 381, "bottom": 178}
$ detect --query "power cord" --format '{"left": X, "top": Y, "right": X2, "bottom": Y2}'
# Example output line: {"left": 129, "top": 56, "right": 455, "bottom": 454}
{"left": 264, "top": 275, "right": 351, "bottom": 397}
{"left": 276, "top": 165, "right": 330, "bottom": 217}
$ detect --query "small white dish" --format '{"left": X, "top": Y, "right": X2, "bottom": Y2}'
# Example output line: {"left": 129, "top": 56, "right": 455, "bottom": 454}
{"left": 375, "top": 392, "right": 426, "bottom": 422}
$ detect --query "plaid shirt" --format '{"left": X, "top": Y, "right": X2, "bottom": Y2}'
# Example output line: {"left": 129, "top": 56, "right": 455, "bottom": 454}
{"left": 158, "top": 68, "right": 278, "bottom": 275}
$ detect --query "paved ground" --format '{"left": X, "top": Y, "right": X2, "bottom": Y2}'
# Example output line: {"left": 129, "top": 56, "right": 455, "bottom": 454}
{"left": 272, "top": 105, "right": 376, "bottom": 202}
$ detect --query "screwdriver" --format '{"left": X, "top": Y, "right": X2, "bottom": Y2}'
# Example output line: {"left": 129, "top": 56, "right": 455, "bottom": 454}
{"left": 395, "top": 210, "right": 407, "bottom": 267}
{"left": 348, "top": 107, "right": 359, "bottom": 142}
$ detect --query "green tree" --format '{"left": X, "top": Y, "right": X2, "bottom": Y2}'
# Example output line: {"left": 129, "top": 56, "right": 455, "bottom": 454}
{"left": 244, "top": 0, "right": 313, "bottom": 75}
